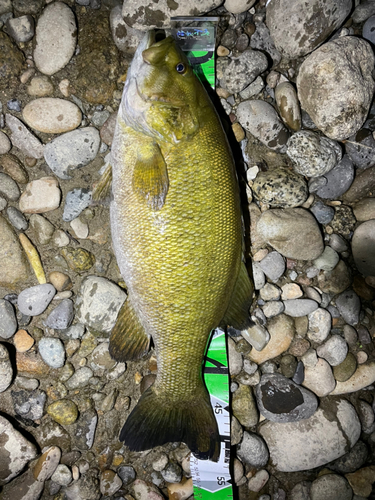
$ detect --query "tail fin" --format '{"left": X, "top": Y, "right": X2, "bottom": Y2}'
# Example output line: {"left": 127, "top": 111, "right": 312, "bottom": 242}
{"left": 120, "top": 384, "right": 220, "bottom": 461}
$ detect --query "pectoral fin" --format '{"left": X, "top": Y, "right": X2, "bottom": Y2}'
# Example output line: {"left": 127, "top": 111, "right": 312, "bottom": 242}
{"left": 92, "top": 163, "right": 112, "bottom": 203}
{"left": 109, "top": 297, "right": 151, "bottom": 361}
{"left": 132, "top": 141, "right": 169, "bottom": 210}
{"left": 222, "top": 262, "right": 254, "bottom": 330}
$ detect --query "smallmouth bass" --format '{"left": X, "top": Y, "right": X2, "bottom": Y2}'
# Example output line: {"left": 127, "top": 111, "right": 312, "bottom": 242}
{"left": 95, "top": 30, "right": 253, "bottom": 459}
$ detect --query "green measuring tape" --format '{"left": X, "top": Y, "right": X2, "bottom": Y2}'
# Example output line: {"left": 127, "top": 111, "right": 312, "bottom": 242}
{"left": 190, "top": 329, "right": 233, "bottom": 499}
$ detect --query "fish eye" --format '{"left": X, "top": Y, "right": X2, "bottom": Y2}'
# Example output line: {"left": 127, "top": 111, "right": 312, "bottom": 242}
{"left": 176, "top": 62, "right": 186, "bottom": 74}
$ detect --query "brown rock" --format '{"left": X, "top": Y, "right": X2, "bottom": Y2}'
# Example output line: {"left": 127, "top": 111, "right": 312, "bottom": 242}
{"left": 0, "top": 154, "right": 29, "bottom": 184}
{"left": 13, "top": 329, "right": 34, "bottom": 352}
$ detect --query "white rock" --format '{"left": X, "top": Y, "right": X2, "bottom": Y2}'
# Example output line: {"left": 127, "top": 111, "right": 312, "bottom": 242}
{"left": 330, "top": 362, "right": 375, "bottom": 395}
{"left": 19, "top": 177, "right": 61, "bottom": 213}
{"left": 6, "top": 114, "right": 44, "bottom": 159}
{"left": 34, "top": 2, "right": 77, "bottom": 76}
{"left": 0, "top": 415, "right": 37, "bottom": 483}
{"left": 0, "top": 130, "right": 11, "bottom": 154}
{"left": 23, "top": 98, "right": 82, "bottom": 134}
{"left": 224, "top": 0, "right": 256, "bottom": 14}
{"left": 303, "top": 358, "right": 336, "bottom": 396}
{"left": 259, "top": 399, "right": 360, "bottom": 472}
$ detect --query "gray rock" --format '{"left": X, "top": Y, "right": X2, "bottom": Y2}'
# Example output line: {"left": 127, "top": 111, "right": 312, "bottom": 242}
{"left": 66, "top": 366, "right": 94, "bottom": 389}
{"left": 250, "top": 21, "right": 281, "bottom": 66}
{"left": 314, "top": 155, "right": 354, "bottom": 199}
{"left": 6, "top": 15, "right": 34, "bottom": 43}
{"left": 17, "top": 283, "right": 56, "bottom": 316}
{"left": 283, "top": 299, "right": 318, "bottom": 318}
{"left": 345, "top": 128, "right": 375, "bottom": 169}
{"left": 0, "top": 344, "right": 13, "bottom": 393}
{"left": 310, "top": 201, "right": 335, "bottom": 225}
{"left": 328, "top": 440, "right": 368, "bottom": 474}
{"left": 5, "top": 114, "right": 44, "bottom": 159}
{"left": 255, "top": 374, "right": 318, "bottom": 423}
{"left": 252, "top": 168, "right": 308, "bottom": 208}
{"left": 45, "top": 299, "right": 74, "bottom": 330}
{"left": 237, "top": 100, "right": 289, "bottom": 153}
{"left": 310, "top": 474, "right": 352, "bottom": 500}
{"left": 0, "top": 299, "right": 17, "bottom": 339}
{"left": 237, "top": 431, "right": 269, "bottom": 467}
{"left": 0, "top": 415, "right": 37, "bottom": 484}
{"left": 34, "top": 2, "right": 77, "bottom": 75}
{"left": 287, "top": 130, "right": 342, "bottom": 177}
{"left": 122, "top": 0, "right": 223, "bottom": 30}
{"left": 44, "top": 127, "right": 101, "bottom": 179}
{"left": 72, "top": 409, "right": 97, "bottom": 450}
{"left": 307, "top": 308, "right": 332, "bottom": 343}
{"left": 316, "top": 335, "right": 348, "bottom": 366}
{"left": 12, "top": 388, "right": 46, "bottom": 420}
{"left": 220, "top": 50, "right": 268, "bottom": 94}
{"left": 257, "top": 208, "right": 324, "bottom": 260}
{"left": 297, "top": 37, "right": 375, "bottom": 141}
{"left": 259, "top": 399, "right": 360, "bottom": 472}
{"left": 75, "top": 276, "right": 126, "bottom": 334}
{"left": 335, "top": 290, "right": 361, "bottom": 326}
{"left": 0, "top": 172, "right": 20, "bottom": 201}
{"left": 6, "top": 206, "right": 28, "bottom": 231}
{"left": 63, "top": 188, "right": 92, "bottom": 222}
{"left": 313, "top": 246, "right": 339, "bottom": 271}
{"left": 117, "top": 465, "right": 136, "bottom": 486}
{"left": 266, "top": 0, "right": 352, "bottom": 58}
{"left": 259, "top": 251, "right": 285, "bottom": 281}
{"left": 38, "top": 337, "right": 65, "bottom": 368}
{"left": 352, "top": 220, "right": 375, "bottom": 276}
{"left": 160, "top": 462, "right": 182, "bottom": 483}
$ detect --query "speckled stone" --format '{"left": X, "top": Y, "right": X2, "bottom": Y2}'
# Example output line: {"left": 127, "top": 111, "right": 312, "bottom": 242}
{"left": 287, "top": 130, "right": 341, "bottom": 177}
{"left": 252, "top": 167, "right": 308, "bottom": 208}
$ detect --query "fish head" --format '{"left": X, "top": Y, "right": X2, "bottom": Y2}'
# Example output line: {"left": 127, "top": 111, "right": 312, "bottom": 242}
{"left": 121, "top": 30, "right": 203, "bottom": 143}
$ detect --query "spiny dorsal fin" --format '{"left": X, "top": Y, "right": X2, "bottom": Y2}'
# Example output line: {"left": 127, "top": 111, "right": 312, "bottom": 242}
{"left": 92, "top": 163, "right": 112, "bottom": 203}
{"left": 132, "top": 141, "right": 169, "bottom": 210}
{"left": 109, "top": 297, "right": 151, "bottom": 362}
{"left": 222, "top": 261, "right": 254, "bottom": 331}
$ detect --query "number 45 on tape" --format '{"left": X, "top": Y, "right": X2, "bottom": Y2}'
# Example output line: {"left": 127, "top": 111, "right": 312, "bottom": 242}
{"left": 190, "top": 329, "right": 234, "bottom": 499}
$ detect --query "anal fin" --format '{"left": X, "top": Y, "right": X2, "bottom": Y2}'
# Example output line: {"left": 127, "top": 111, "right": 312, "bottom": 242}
{"left": 132, "top": 141, "right": 169, "bottom": 210}
{"left": 223, "top": 261, "right": 254, "bottom": 330}
{"left": 109, "top": 297, "right": 151, "bottom": 361}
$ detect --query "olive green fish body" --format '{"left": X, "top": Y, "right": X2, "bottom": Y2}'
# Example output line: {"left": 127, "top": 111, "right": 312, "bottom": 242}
{"left": 107, "top": 31, "right": 253, "bottom": 458}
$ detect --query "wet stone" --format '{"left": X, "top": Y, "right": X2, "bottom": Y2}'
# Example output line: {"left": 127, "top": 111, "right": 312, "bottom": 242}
{"left": 12, "top": 388, "right": 46, "bottom": 420}
{"left": 44, "top": 298, "right": 74, "bottom": 330}
{"left": 38, "top": 337, "right": 65, "bottom": 368}
{"left": 255, "top": 374, "right": 318, "bottom": 423}
{"left": 17, "top": 283, "right": 56, "bottom": 316}
{"left": 0, "top": 298, "right": 17, "bottom": 339}
{"left": 63, "top": 188, "right": 92, "bottom": 222}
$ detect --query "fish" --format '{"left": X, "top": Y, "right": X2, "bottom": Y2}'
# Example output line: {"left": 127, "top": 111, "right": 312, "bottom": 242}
{"left": 94, "top": 30, "right": 254, "bottom": 460}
